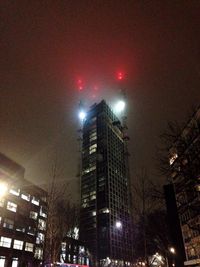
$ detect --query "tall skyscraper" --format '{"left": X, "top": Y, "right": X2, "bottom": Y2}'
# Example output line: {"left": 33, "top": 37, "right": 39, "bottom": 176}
{"left": 79, "top": 100, "right": 133, "bottom": 266}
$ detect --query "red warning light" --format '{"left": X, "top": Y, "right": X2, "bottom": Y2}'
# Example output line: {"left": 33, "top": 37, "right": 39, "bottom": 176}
{"left": 77, "top": 78, "right": 84, "bottom": 91}
{"left": 117, "top": 72, "right": 124, "bottom": 81}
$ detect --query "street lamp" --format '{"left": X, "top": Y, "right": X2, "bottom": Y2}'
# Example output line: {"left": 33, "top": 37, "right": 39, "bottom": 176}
{"left": 169, "top": 247, "right": 175, "bottom": 254}
{"left": 115, "top": 221, "right": 122, "bottom": 229}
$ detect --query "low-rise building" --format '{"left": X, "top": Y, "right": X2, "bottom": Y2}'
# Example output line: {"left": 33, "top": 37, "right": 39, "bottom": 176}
{"left": 60, "top": 236, "right": 90, "bottom": 267}
{"left": 0, "top": 153, "right": 47, "bottom": 267}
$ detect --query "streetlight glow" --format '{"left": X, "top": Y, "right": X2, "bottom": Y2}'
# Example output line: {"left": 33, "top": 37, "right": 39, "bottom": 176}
{"left": 115, "top": 221, "right": 122, "bottom": 229}
{"left": 169, "top": 247, "right": 175, "bottom": 254}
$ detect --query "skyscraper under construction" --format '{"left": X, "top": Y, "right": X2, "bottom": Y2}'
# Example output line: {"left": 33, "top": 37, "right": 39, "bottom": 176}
{"left": 79, "top": 100, "right": 133, "bottom": 266}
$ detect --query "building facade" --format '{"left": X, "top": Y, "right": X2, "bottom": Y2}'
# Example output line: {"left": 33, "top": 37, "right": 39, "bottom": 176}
{"left": 0, "top": 153, "right": 47, "bottom": 267}
{"left": 59, "top": 236, "right": 90, "bottom": 266}
{"left": 169, "top": 107, "right": 200, "bottom": 266}
{"left": 79, "top": 100, "right": 133, "bottom": 267}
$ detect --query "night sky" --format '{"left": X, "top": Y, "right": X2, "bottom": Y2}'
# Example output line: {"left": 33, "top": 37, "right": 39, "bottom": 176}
{"left": 1, "top": 1, "right": 200, "bottom": 202}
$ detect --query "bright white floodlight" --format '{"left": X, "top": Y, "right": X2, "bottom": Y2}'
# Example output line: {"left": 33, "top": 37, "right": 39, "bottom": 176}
{"left": 78, "top": 111, "right": 86, "bottom": 121}
{"left": 115, "top": 100, "right": 126, "bottom": 113}
{"left": 115, "top": 221, "right": 122, "bottom": 229}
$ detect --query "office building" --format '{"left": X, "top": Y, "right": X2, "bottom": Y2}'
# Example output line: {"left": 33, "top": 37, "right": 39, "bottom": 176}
{"left": 169, "top": 107, "right": 200, "bottom": 266}
{"left": 0, "top": 153, "right": 47, "bottom": 267}
{"left": 79, "top": 100, "right": 133, "bottom": 266}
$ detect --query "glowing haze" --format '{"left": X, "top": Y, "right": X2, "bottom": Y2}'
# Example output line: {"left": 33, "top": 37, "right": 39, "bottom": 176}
{"left": 0, "top": 1, "right": 200, "bottom": 202}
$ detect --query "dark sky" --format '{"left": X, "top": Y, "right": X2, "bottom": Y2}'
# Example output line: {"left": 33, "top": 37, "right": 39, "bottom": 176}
{"left": 1, "top": 1, "right": 200, "bottom": 202}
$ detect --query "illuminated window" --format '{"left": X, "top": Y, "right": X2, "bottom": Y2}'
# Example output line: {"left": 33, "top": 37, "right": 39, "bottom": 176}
{"left": 3, "top": 218, "right": 14, "bottom": 229}
{"left": 36, "top": 232, "right": 45, "bottom": 244}
{"left": 0, "top": 257, "right": 6, "bottom": 266}
{"left": 91, "top": 195, "right": 96, "bottom": 200}
{"left": 89, "top": 144, "right": 97, "bottom": 154}
{"left": 40, "top": 206, "right": 47, "bottom": 218}
{"left": 25, "top": 242, "right": 34, "bottom": 252}
{"left": 92, "top": 211, "right": 96, "bottom": 216}
{"left": 21, "top": 192, "right": 30, "bottom": 201}
{"left": 7, "top": 201, "right": 17, "bottom": 212}
{"left": 13, "top": 240, "right": 23, "bottom": 250}
{"left": 90, "top": 165, "right": 96, "bottom": 172}
{"left": 100, "top": 208, "right": 110, "bottom": 214}
{"left": 0, "top": 237, "right": 12, "bottom": 248}
{"left": 10, "top": 187, "right": 20, "bottom": 196}
{"left": 30, "top": 211, "right": 38, "bottom": 220}
{"left": 35, "top": 247, "right": 43, "bottom": 259}
{"left": 16, "top": 225, "right": 25, "bottom": 233}
{"left": 38, "top": 219, "right": 46, "bottom": 230}
{"left": 61, "top": 242, "right": 66, "bottom": 251}
{"left": 12, "top": 258, "right": 18, "bottom": 267}
{"left": 31, "top": 196, "right": 39, "bottom": 206}
{"left": 27, "top": 226, "right": 36, "bottom": 236}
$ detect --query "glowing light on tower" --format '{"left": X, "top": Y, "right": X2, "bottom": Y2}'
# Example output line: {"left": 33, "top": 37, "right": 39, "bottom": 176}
{"left": 117, "top": 71, "right": 124, "bottom": 81}
{"left": 114, "top": 100, "right": 126, "bottom": 114}
{"left": 77, "top": 78, "right": 84, "bottom": 91}
{"left": 78, "top": 110, "right": 86, "bottom": 121}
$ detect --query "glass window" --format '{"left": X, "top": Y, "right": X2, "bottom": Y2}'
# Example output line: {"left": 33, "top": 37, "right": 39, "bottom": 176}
{"left": 27, "top": 226, "right": 36, "bottom": 236}
{"left": 3, "top": 218, "right": 14, "bottom": 229}
{"left": 30, "top": 211, "right": 38, "bottom": 220}
{"left": 12, "top": 258, "right": 18, "bottom": 267}
{"left": 7, "top": 201, "right": 17, "bottom": 212}
{"left": 0, "top": 237, "right": 12, "bottom": 248}
{"left": 40, "top": 206, "right": 47, "bottom": 218}
{"left": 89, "top": 144, "right": 97, "bottom": 154}
{"left": 0, "top": 257, "right": 6, "bottom": 267}
{"left": 61, "top": 242, "right": 66, "bottom": 251}
{"left": 38, "top": 219, "right": 46, "bottom": 231}
{"left": 35, "top": 247, "right": 43, "bottom": 259}
{"left": 31, "top": 196, "right": 39, "bottom": 206}
{"left": 21, "top": 192, "right": 30, "bottom": 201}
{"left": 13, "top": 240, "right": 23, "bottom": 250}
{"left": 36, "top": 232, "right": 45, "bottom": 244}
{"left": 16, "top": 225, "right": 25, "bottom": 233}
{"left": 25, "top": 242, "right": 34, "bottom": 252}
{"left": 10, "top": 188, "right": 20, "bottom": 196}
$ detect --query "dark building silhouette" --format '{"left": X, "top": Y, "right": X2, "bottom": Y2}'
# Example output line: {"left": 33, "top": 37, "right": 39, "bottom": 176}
{"left": 79, "top": 100, "right": 133, "bottom": 267}
{"left": 164, "top": 183, "right": 186, "bottom": 267}
{"left": 168, "top": 107, "right": 200, "bottom": 266}
{"left": 0, "top": 153, "right": 47, "bottom": 267}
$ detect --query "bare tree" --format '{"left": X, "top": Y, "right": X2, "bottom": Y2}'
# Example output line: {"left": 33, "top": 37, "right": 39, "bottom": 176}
{"left": 44, "top": 158, "right": 79, "bottom": 266}
{"left": 132, "top": 168, "right": 169, "bottom": 266}
{"left": 157, "top": 106, "right": 200, "bottom": 233}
